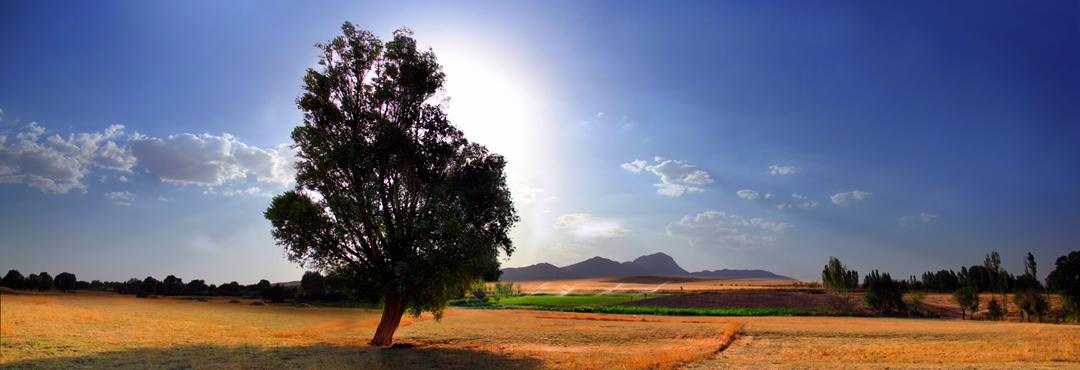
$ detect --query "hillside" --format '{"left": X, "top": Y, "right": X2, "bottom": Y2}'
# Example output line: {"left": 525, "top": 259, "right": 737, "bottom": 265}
{"left": 500, "top": 252, "right": 793, "bottom": 281}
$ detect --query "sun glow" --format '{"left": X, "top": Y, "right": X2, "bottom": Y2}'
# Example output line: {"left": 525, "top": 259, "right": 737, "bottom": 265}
{"left": 428, "top": 33, "right": 562, "bottom": 263}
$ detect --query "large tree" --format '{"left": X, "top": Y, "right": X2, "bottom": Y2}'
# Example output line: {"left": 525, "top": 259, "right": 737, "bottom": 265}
{"left": 1047, "top": 250, "right": 1080, "bottom": 321}
{"left": 54, "top": 272, "right": 77, "bottom": 292}
{"left": 265, "top": 23, "right": 518, "bottom": 346}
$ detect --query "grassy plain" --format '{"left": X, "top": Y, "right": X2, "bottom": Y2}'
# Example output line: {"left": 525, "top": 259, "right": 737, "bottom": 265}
{"left": 3, "top": 291, "right": 1080, "bottom": 369}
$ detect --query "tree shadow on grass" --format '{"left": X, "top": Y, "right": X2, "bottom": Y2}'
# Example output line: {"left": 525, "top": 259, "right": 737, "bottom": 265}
{"left": 3, "top": 343, "right": 544, "bottom": 369}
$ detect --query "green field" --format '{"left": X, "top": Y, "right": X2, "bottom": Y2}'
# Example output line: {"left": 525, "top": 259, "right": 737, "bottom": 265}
{"left": 497, "top": 294, "right": 655, "bottom": 307}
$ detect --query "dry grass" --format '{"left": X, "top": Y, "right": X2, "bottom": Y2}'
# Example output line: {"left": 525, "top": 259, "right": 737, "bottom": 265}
{"left": 2, "top": 292, "right": 1079, "bottom": 369}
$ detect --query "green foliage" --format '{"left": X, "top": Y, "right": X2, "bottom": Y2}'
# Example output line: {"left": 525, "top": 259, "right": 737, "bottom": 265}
{"left": 1047, "top": 251, "right": 1080, "bottom": 306}
{"left": 862, "top": 270, "right": 907, "bottom": 314}
{"left": 467, "top": 281, "right": 489, "bottom": 303}
{"left": 264, "top": 23, "right": 518, "bottom": 345}
{"left": 953, "top": 286, "right": 979, "bottom": 320}
{"left": 822, "top": 257, "right": 859, "bottom": 292}
{"left": 1062, "top": 295, "right": 1080, "bottom": 323}
{"left": 986, "top": 298, "right": 1005, "bottom": 321}
{"left": 1013, "top": 290, "right": 1049, "bottom": 322}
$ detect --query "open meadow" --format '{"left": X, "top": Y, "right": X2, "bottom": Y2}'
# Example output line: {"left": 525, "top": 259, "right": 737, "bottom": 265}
{"left": 3, "top": 291, "right": 1079, "bottom": 369}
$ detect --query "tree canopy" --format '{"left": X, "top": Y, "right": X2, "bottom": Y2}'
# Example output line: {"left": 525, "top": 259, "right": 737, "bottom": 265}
{"left": 265, "top": 22, "right": 518, "bottom": 346}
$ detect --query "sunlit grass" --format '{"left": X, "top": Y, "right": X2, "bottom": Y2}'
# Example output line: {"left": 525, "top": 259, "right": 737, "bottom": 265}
{"left": 3, "top": 292, "right": 1079, "bottom": 369}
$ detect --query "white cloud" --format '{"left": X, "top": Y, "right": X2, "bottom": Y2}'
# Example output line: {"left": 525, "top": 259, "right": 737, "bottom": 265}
{"left": 0, "top": 119, "right": 297, "bottom": 196}
{"left": 666, "top": 210, "right": 793, "bottom": 248}
{"left": 104, "top": 191, "right": 135, "bottom": 206}
{"left": 595, "top": 112, "right": 605, "bottom": 119}
{"left": 768, "top": 164, "right": 799, "bottom": 176}
{"left": 775, "top": 203, "right": 792, "bottom": 210}
{"left": 830, "top": 190, "right": 872, "bottom": 205}
{"left": 620, "top": 160, "right": 648, "bottom": 173}
{"left": 0, "top": 122, "right": 134, "bottom": 193}
{"left": 129, "top": 133, "right": 296, "bottom": 187}
{"left": 898, "top": 212, "right": 941, "bottom": 226}
{"left": 621, "top": 157, "right": 714, "bottom": 197}
{"left": 554, "top": 213, "right": 630, "bottom": 240}
{"left": 736, "top": 189, "right": 760, "bottom": 200}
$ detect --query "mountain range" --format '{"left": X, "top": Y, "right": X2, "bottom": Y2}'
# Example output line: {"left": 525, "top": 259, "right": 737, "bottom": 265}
{"left": 499, "top": 252, "right": 793, "bottom": 281}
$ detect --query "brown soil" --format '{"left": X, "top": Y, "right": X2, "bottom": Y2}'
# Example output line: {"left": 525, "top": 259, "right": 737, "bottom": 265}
{"left": 625, "top": 291, "right": 857, "bottom": 312}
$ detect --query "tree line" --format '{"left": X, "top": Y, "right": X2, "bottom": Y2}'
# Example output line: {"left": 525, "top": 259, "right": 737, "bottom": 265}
{"left": 823, "top": 250, "right": 1080, "bottom": 322}
{"left": 0, "top": 269, "right": 366, "bottom": 304}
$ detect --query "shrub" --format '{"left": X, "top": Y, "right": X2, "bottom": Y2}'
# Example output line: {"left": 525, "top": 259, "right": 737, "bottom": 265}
{"left": 986, "top": 298, "right": 1005, "bottom": 321}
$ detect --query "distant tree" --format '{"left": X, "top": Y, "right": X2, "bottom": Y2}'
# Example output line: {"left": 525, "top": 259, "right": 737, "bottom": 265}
{"left": 162, "top": 275, "right": 184, "bottom": 295}
{"left": 142, "top": 276, "right": 162, "bottom": 295}
{"left": 863, "top": 270, "right": 906, "bottom": 314}
{"left": 953, "top": 286, "right": 979, "bottom": 320}
{"left": 217, "top": 281, "right": 241, "bottom": 296}
{"left": 822, "top": 257, "right": 859, "bottom": 292}
{"left": 261, "top": 284, "right": 295, "bottom": 304}
{"left": 27, "top": 273, "right": 41, "bottom": 291}
{"left": 2, "top": 270, "right": 25, "bottom": 290}
{"left": 75, "top": 281, "right": 90, "bottom": 290}
{"left": 36, "top": 272, "right": 53, "bottom": 291}
{"left": 906, "top": 290, "right": 927, "bottom": 316}
{"left": 1047, "top": 250, "right": 1080, "bottom": 323}
{"left": 1014, "top": 290, "right": 1049, "bottom": 322}
{"left": 921, "top": 269, "right": 960, "bottom": 292}
{"left": 264, "top": 23, "right": 518, "bottom": 346}
{"left": 119, "top": 278, "right": 141, "bottom": 294}
{"left": 54, "top": 272, "right": 77, "bottom": 292}
{"left": 186, "top": 280, "right": 209, "bottom": 295}
{"left": 256, "top": 279, "right": 272, "bottom": 294}
{"left": 986, "top": 298, "right": 1005, "bottom": 321}
{"left": 301, "top": 271, "right": 326, "bottom": 300}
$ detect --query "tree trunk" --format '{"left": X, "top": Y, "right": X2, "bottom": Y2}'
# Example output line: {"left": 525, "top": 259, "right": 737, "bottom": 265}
{"left": 370, "top": 294, "right": 406, "bottom": 346}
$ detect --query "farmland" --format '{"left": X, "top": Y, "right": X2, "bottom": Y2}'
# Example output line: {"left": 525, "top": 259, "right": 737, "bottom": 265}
{"left": 3, "top": 290, "right": 1079, "bottom": 369}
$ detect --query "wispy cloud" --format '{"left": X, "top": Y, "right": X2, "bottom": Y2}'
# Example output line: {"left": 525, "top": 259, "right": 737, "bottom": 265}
{"left": 736, "top": 189, "right": 760, "bottom": 200}
{"left": 767, "top": 164, "right": 799, "bottom": 176}
{"left": 830, "top": 190, "right": 872, "bottom": 205}
{"left": 104, "top": 191, "right": 135, "bottom": 206}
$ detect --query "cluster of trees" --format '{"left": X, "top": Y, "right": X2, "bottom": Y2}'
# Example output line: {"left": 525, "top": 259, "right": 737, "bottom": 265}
{"left": 2, "top": 270, "right": 79, "bottom": 292}
{"left": 0, "top": 269, "right": 365, "bottom": 305}
{"left": 822, "top": 250, "right": 1080, "bottom": 322}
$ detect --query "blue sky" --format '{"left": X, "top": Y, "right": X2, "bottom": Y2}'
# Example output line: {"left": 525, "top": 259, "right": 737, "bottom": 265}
{"left": 1, "top": 0, "right": 1078, "bottom": 284}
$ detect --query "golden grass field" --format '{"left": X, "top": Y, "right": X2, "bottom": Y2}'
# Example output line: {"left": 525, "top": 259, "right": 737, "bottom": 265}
{"left": 3, "top": 291, "right": 1080, "bottom": 369}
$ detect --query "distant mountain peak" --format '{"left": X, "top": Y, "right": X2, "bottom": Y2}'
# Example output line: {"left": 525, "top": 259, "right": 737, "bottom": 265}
{"left": 499, "top": 252, "right": 792, "bottom": 281}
